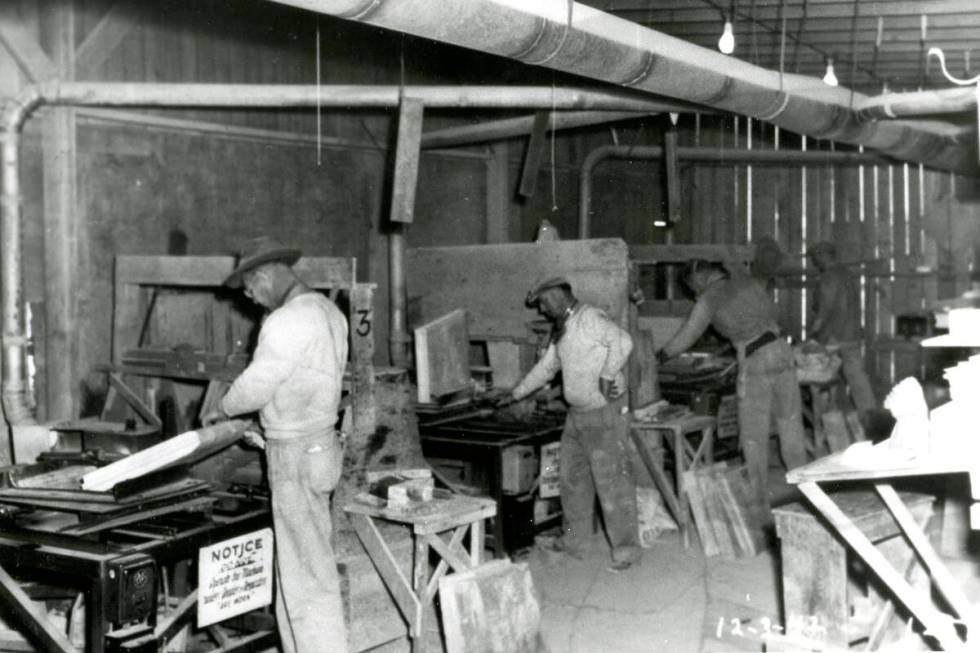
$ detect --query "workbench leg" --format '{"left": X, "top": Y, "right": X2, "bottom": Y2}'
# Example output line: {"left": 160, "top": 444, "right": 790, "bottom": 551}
{"left": 875, "top": 483, "right": 976, "bottom": 627}
{"left": 703, "top": 426, "right": 714, "bottom": 464}
{"left": 411, "top": 536, "right": 429, "bottom": 653}
{"left": 0, "top": 562, "right": 76, "bottom": 653}
{"left": 470, "top": 519, "right": 484, "bottom": 566}
{"left": 491, "top": 450, "right": 506, "bottom": 559}
{"left": 87, "top": 579, "right": 107, "bottom": 653}
{"left": 672, "top": 426, "right": 690, "bottom": 548}
{"left": 798, "top": 482, "right": 965, "bottom": 652}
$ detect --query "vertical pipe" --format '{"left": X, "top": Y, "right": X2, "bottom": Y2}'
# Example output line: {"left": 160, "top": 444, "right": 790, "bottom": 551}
{"left": 388, "top": 227, "right": 409, "bottom": 368}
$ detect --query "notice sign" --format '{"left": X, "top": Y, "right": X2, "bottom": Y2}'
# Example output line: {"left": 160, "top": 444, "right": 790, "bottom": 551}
{"left": 539, "top": 441, "right": 561, "bottom": 499}
{"left": 198, "top": 528, "right": 274, "bottom": 627}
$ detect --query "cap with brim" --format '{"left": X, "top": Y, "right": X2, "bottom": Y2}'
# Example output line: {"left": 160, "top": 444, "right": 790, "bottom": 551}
{"left": 921, "top": 308, "right": 980, "bottom": 347}
{"left": 225, "top": 236, "right": 302, "bottom": 288}
{"left": 526, "top": 276, "right": 570, "bottom": 305}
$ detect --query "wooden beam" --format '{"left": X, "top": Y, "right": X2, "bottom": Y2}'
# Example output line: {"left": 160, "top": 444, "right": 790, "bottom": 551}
{"left": 0, "top": 563, "right": 76, "bottom": 653}
{"left": 0, "top": 20, "right": 56, "bottom": 82}
{"left": 517, "top": 111, "right": 549, "bottom": 198}
{"left": 40, "top": 0, "right": 76, "bottom": 421}
{"left": 389, "top": 97, "right": 425, "bottom": 224}
{"left": 75, "top": 1, "right": 140, "bottom": 79}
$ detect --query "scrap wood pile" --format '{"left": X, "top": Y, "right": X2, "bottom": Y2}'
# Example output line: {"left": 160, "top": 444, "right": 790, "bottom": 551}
{"left": 683, "top": 463, "right": 768, "bottom": 559}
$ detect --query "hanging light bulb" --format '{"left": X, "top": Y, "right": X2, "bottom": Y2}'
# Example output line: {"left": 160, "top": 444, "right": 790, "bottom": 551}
{"left": 718, "top": 17, "right": 735, "bottom": 54}
{"left": 822, "top": 58, "right": 839, "bottom": 86}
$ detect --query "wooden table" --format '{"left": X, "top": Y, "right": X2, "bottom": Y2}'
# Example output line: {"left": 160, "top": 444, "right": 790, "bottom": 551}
{"left": 630, "top": 413, "right": 715, "bottom": 547}
{"left": 344, "top": 491, "right": 496, "bottom": 653}
{"left": 786, "top": 449, "right": 978, "bottom": 651}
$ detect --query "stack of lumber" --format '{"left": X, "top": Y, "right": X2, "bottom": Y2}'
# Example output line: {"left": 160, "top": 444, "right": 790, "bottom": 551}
{"left": 81, "top": 420, "right": 251, "bottom": 491}
{"left": 682, "top": 463, "right": 767, "bottom": 559}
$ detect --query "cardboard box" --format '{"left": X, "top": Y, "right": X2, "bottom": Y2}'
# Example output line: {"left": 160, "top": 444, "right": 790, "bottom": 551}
{"left": 501, "top": 445, "right": 537, "bottom": 495}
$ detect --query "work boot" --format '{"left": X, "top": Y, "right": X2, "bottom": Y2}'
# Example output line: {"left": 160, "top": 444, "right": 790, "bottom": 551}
{"left": 536, "top": 535, "right": 585, "bottom": 560}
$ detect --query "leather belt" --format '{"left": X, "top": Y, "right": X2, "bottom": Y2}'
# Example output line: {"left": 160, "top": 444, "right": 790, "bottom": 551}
{"left": 744, "top": 331, "right": 778, "bottom": 358}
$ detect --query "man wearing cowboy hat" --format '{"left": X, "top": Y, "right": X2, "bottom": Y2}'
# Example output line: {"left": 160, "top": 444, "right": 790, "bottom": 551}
{"left": 506, "top": 276, "right": 640, "bottom": 572}
{"left": 204, "top": 236, "right": 349, "bottom": 653}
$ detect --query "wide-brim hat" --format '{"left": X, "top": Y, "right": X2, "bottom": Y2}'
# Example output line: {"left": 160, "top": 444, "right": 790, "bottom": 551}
{"left": 922, "top": 308, "right": 980, "bottom": 347}
{"left": 224, "top": 236, "right": 301, "bottom": 288}
{"left": 526, "top": 276, "right": 571, "bottom": 305}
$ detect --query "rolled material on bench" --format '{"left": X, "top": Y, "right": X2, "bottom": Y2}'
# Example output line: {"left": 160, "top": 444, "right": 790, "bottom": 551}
{"left": 81, "top": 419, "right": 252, "bottom": 491}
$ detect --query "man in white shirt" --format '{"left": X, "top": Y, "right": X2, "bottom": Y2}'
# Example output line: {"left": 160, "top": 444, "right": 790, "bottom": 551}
{"left": 204, "top": 236, "right": 349, "bottom": 653}
{"left": 508, "top": 277, "right": 640, "bottom": 571}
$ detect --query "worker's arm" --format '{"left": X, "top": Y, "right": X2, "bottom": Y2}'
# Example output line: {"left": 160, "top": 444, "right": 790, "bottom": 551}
{"left": 219, "top": 311, "right": 311, "bottom": 417}
{"left": 660, "top": 298, "right": 713, "bottom": 359}
{"left": 510, "top": 344, "right": 560, "bottom": 401}
{"left": 809, "top": 273, "right": 838, "bottom": 339}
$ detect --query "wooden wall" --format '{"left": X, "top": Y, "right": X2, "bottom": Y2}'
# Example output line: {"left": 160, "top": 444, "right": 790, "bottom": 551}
{"left": 1, "top": 0, "right": 505, "bottom": 420}
{"left": 510, "top": 114, "right": 980, "bottom": 399}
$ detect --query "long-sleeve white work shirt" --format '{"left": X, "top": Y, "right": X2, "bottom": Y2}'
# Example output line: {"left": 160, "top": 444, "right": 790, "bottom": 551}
{"left": 221, "top": 291, "right": 348, "bottom": 439}
{"left": 512, "top": 304, "right": 632, "bottom": 412}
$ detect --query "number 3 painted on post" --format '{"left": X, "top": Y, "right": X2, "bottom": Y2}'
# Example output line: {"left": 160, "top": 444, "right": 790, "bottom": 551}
{"left": 355, "top": 309, "right": 372, "bottom": 336}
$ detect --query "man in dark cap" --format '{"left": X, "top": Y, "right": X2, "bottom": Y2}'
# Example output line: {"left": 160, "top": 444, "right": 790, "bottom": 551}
{"left": 807, "top": 241, "right": 876, "bottom": 414}
{"left": 204, "top": 236, "right": 349, "bottom": 653}
{"left": 506, "top": 277, "right": 640, "bottom": 572}
{"left": 658, "top": 260, "right": 806, "bottom": 508}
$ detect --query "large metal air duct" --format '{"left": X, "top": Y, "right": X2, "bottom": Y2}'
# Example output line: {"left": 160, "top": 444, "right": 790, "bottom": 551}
{"left": 264, "top": 0, "right": 976, "bottom": 173}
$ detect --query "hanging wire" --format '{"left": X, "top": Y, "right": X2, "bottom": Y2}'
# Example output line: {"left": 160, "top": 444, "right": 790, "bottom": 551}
{"left": 791, "top": 0, "right": 807, "bottom": 73}
{"left": 918, "top": 15, "right": 928, "bottom": 89}
{"left": 847, "top": 0, "right": 859, "bottom": 108}
{"left": 870, "top": 16, "right": 883, "bottom": 88}
{"left": 777, "top": 0, "right": 786, "bottom": 91}
{"left": 550, "top": 78, "right": 558, "bottom": 212}
{"left": 315, "top": 19, "right": 322, "bottom": 166}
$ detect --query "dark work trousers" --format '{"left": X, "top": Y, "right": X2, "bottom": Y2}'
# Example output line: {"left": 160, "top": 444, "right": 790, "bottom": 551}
{"left": 265, "top": 430, "right": 348, "bottom": 653}
{"left": 736, "top": 338, "right": 807, "bottom": 511}
{"left": 559, "top": 396, "right": 641, "bottom": 564}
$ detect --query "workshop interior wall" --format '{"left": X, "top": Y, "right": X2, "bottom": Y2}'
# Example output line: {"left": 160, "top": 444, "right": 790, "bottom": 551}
{"left": 2, "top": 0, "right": 504, "bottom": 418}
{"left": 512, "top": 115, "right": 980, "bottom": 399}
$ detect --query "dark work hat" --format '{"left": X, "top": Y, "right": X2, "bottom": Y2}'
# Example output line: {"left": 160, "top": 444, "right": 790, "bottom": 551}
{"left": 526, "top": 276, "right": 571, "bottom": 305}
{"left": 807, "top": 241, "right": 837, "bottom": 258}
{"left": 224, "top": 236, "right": 301, "bottom": 288}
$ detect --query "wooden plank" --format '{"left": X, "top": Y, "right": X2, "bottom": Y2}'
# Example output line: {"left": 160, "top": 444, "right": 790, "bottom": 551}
{"left": 631, "top": 427, "right": 683, "bottom": 527}
{"left": 798, "top": 482, "right": 965, "bottom": 652}
{"left": 425, "top": 533, "right": 471, "bottom": 575}
{"left": 518, "top": 111, "right": 549, "bottom": 198}
{"left": 108, "top": 373, "right": 162, "bottom": 428}
{"left": 438, "top": 560, "right": 540, "bottom": 653}
{"left": 389, "top": 97, "right": 425, "bottom": 224}
{"left": 74, "top": 1, "right": 140, "bottom": 78}
{"left": 350, "top": 513, "right": 421, "bottom": 626}
{"left": 115, "top": 255, "right": 354, "bottom": 288}
{"left": 0, "top": 562, "right": 76, "bottom": 653}
{"left": 874, "top": 483, "right": 975, "bottom": 624}
{"left": 414, "top": 310, "right": 470, "bottom": 404}
{"left": 81, "top": 420, "right": 249, "bottom": 491}
{"left": 682, "top": 469, "right": 718, "bottom": 556}
{"left": 0, "top": 20, "right": 56, "bottom": 82}
{"left": 424, "top": 526, "right": 469, "bottom": 603}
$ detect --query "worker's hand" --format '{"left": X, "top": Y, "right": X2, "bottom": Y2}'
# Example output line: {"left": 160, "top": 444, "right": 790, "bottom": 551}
{"left": 495, "top": 390, "right": 518, "bottom": 408}
{"left": 599, "top": 378, "right": 615, "bottom": 401}
{"left": 241, "top": 428, "right": 266, "bottom": 450}
{"left": 202, "top": 408, "right": 227, "bottom": 427}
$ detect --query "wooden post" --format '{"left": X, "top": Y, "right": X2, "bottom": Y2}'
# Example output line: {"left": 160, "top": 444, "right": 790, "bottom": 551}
{"left": 664, "top": 129, "right": 682, "bottom": 226}
{"left": 40, "top": 2, "right": 77, "bottom": 421}
{"left": 350, "top": 283, "right": 377, "bottom": 439}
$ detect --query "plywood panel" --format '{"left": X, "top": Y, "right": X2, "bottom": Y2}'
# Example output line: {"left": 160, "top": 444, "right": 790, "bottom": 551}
{"left": 406, "top": 239, "right": 630, "bottom": 341}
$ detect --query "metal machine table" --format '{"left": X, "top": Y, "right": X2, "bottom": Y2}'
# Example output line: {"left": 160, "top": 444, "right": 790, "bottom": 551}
{"left": 419, "top": 416, "right": 563, "bottom": 557}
